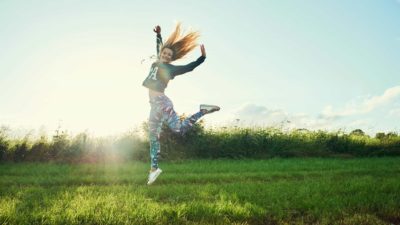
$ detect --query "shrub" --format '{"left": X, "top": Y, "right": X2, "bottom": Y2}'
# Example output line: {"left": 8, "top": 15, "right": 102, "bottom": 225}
{"left": 1, "top": 124, "right": 400, "bottom": 162}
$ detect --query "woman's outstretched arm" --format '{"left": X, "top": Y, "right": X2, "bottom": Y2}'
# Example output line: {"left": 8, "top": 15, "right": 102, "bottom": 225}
{"left": 170, "top": 44, "right": 206, "bottom": 77}
{"left": 153, "top": 25, "right": 163, "bottom": 59}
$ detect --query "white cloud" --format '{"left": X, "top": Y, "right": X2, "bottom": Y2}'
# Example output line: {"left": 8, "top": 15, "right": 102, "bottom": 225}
{"left": 232, "top": 104, "right": 333, "bottom": 131}
{"left": 233, "top": 104, "right": 288, "bottom": 127}
{"left": 321, "top": 86, "right": 400, "bottom": 119}
{"left": 230, "top": 104, "right": 394, "bottom": 135}
{"left": 223, "top": 86, "right": 400, "bottom": 134}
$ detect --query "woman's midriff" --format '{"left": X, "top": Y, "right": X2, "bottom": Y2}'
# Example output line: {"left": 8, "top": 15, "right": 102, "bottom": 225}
{"left": 148, "top": 89, "right": 164, "bottom": 97}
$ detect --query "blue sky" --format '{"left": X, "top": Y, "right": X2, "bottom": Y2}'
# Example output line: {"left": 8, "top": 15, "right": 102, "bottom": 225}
{"left": 0, "top": 0, "right": 399, "bottom": 136}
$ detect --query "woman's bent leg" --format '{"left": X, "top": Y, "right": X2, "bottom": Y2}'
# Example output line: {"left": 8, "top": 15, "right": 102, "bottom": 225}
{"left": 162, "top": 101, "right": 204, "bottom": 135}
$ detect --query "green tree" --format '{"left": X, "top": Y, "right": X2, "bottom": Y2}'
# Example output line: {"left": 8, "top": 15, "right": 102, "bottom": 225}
{"left": 350, "top": 129, "right": 365, "bottom": 136}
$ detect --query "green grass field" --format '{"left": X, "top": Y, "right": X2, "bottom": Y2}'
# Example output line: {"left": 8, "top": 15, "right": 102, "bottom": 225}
{"left": 1, "top": 158, "right": 399, "bottom": 224}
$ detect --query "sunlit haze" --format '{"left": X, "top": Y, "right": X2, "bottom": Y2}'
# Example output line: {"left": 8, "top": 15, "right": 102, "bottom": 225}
{"left": 1, "top": 0, "right": 400, "bottom": 136}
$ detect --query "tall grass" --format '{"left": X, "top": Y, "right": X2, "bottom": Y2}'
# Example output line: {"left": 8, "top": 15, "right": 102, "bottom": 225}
{"left": 0, "top": 123, "right": 399, "bottom": 163}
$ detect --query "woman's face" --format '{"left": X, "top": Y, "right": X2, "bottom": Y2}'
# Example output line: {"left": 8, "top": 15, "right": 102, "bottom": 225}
{"left": 160, "top": 48, "right": 173, "bottom": 63}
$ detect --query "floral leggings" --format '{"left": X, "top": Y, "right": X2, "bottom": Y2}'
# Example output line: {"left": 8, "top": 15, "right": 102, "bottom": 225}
{"left": 148, "top": 94, "right": 204, "bottom": 169}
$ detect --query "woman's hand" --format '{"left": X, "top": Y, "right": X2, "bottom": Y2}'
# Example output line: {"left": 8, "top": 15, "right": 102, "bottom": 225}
{"left": 153, "top": 25, "right": 161, "bottom": 34}
{"left": 200, "top": 44, "right": 206, "bottom": 57}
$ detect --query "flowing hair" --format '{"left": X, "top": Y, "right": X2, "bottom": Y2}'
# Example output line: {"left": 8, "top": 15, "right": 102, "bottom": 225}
{"left": 162, "top": 23, "right": 200, "bottom": 61}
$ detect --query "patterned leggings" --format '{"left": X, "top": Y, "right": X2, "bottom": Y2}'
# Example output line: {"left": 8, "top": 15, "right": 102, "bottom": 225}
{"left": 148, "top": 95, "right": 204, "bottom": 169}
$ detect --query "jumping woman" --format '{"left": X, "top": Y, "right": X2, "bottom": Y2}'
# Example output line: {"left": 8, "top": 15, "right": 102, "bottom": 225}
{"left": 143, "top": 24, "right": 220, "bottom": 185}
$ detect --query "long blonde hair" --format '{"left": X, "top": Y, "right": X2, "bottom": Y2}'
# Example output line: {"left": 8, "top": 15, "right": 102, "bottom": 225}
{"left": 162, "top": 23, "right": 200, "bottom": 61}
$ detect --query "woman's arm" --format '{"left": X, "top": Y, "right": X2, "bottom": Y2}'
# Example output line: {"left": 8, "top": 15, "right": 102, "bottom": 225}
{"left": 170, "top": 45, "right": 207, "bottom": 77}
{"left": 153, "top": 25, "right": 163, "bottom": 59}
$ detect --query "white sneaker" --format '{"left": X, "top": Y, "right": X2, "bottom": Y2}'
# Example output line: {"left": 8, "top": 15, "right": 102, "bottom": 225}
{"left": 200, "top": 104, "right": 220, "bottom": 114}
{"left": 147, "top": 168, "right": 162, "bottom": 185}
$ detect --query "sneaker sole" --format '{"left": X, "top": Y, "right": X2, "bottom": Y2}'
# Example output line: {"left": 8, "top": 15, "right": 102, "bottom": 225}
{"left": 200, "top": 104, "right": 221, "bottom": 112}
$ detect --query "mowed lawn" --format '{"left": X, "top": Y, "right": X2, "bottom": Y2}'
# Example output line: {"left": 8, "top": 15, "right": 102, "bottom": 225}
{"left": 0, "top": 158, "right": 399, "bottom": 225}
